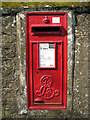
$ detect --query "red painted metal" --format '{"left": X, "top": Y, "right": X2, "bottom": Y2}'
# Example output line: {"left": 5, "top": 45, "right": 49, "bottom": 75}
{"left": 26, "top": 12, "right": 67, "bottom": 109}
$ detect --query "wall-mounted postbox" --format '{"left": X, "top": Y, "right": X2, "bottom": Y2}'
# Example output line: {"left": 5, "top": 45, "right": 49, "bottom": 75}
{"left": 26, "top": 12, "right": 67, "bottom": 109}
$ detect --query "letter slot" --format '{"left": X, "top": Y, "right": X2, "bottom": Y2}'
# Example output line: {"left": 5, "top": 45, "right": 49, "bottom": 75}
{"left": 31, "top": 25, "right": 62, "bottom": 36}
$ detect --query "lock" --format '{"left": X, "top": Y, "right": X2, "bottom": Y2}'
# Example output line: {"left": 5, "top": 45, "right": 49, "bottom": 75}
{"left": 42, "top": 16, "right": 50, "bottom": 24}
{"left": 26, "top": 12, "right": 67, "bottom": 109}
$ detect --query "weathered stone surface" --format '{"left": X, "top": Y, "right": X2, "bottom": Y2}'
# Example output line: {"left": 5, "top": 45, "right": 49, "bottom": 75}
{"left": 73, "top": 14, "right": 89, "bottom": 118}
{"left": 2, "top": 15, "right": 19, "bottom": 118}
{"left": 1, "top": 8, "right": 89, "bottom": 119}
{"left": 1, "top": 6, "right": 89, "bottom": 15}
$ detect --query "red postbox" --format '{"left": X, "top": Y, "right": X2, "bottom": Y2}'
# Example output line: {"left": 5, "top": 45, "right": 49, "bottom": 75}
{"left": 26, "top": 12, "right": 67, "bottom": 109}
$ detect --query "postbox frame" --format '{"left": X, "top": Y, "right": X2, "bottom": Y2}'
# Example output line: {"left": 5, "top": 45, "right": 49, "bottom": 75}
{"left": 26, "top": 12, "right": 67, "bottom": 109}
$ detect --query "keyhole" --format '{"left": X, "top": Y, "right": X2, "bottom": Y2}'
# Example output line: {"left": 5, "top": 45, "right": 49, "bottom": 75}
{"left": 37, "top": 72, "right": 39, "bottom": 75}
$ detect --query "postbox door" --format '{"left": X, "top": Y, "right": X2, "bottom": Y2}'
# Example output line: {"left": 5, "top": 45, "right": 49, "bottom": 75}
{"left": 30, "top": 42, "right": 63, "bottom": 105}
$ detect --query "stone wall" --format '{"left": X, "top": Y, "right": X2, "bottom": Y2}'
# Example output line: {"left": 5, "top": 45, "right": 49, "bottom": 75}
{"left": 1, "top": 7, "right": 89, "bottom": 119}
{"left": 73, "top": 14, "right": 89, "bottom": 118}
{"left": 2, "top": 15, "right": 19, "bottom": 118}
